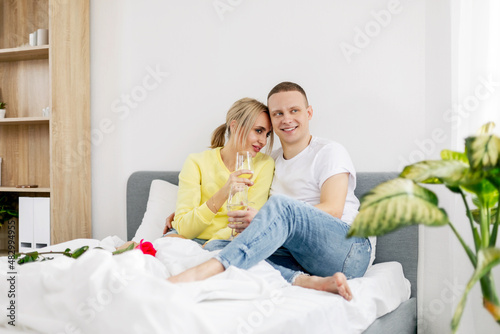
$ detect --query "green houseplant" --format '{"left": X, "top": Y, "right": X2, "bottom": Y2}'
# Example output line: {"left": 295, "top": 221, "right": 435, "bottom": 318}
{"left": 0, "top": 193, "right": 18, "bottom": 227}
{"left": 348, "top": 122, "right": 500, "bottom": 332}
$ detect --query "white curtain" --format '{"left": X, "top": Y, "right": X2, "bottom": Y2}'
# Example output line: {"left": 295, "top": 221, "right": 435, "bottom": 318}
{"left": 452, "top": 0, "right": 500, "bottom": 143}
{"left": 449, "top": 1, "right": 500, "bottom": 333}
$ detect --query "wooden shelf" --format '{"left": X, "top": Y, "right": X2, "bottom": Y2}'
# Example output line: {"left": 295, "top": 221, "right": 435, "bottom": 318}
{"left": 0, "top": 186, "right": 50, "bottom": 193}
{"left": 0, "top": 117, "right": 50, "bottom": 125}
{"left": 0, "top": 0, "right": 91, "bottom": 244}
{"left": 0, "top": 46, "right": 49, "bottom": 62}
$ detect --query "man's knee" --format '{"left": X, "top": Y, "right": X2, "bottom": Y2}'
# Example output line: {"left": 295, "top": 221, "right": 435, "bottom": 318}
{"left": 267, "top": 194, "right": 294, "bottom": 206}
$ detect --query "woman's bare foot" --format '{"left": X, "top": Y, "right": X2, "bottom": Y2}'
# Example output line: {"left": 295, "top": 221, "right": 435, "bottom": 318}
{"left": 293, "top": 272, "right": 352, "bottom": 301}
{"left": 168, "top": 258, "right": 225, "bottom": 283}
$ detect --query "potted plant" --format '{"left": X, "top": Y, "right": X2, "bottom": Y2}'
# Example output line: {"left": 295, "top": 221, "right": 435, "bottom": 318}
{"left": 0, "top": 193, "right": 18, "bottom": 227}
{"left": 0, "top": 102, "right": 6, "bottom": 118}
{"left": 348, "top": 122, "right": 500, "bottom": 332}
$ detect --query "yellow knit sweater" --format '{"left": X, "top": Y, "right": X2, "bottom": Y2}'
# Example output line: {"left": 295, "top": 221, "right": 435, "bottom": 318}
{"left": 172, "top": 147, "right": 274, "bottom": 241}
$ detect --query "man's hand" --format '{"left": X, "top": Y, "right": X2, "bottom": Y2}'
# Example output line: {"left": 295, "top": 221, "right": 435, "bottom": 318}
{"left": 227, "top": 206, "right": 258, "bottom": 233}
{"left": 163, "top": 212, "right": 175, "bottom": 234}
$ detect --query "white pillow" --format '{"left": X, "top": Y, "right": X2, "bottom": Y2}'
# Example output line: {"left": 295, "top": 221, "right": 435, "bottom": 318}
{"left": 361, "top": 261, "right": 412, "bottom": 317}
{"left": 132, "top": 179, "right": 178, "bottom": 243}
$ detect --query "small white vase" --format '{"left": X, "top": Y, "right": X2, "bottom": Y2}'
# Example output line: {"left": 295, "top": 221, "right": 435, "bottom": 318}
{"left": 0, "top": 109, "right": 5, "bottom": 118}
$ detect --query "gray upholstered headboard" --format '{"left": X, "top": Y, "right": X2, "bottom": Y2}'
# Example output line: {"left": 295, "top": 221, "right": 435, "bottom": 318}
{"left": 126, "top": 171, "right": 418, "bottom": 299}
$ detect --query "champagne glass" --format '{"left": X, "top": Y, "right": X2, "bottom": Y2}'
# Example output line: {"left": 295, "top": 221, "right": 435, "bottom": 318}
{"left": 226, "top": 183, "right": 248, "bottom": 240}
{"left": 236, "top": 151, "right": 253, "bottom": 179}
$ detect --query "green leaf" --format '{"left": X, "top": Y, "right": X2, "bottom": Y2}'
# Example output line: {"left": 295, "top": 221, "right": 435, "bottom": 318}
{"left": 452, "top": 248, "right": 500, "bottom": 332}
{"left": 17, "top": 252, "right": 39, "bottom": 265}
{"left": 446, "top": 185, "right": 462, "bottom": 194}
{"left": 487, "top": 168, "right": 500, "bottom": 188}
{"left": 26, "top": 252, "right": 39, "bottom": 261}
{"left": 441, "top": 149, "right": 469, "bottom": 163}
{"left": 71, "top": 246, "right": 89, "bottom": 259}
{"left": 400, "top": 160, "right": 482, "bottom": 187}
{"left": 476, "top": 122, "right": 496, "bottom": 135}
{"left": 466, "top": 135, "right": 500, "bottom": 170}
{"left": 471, "top": 207, "right": 498, "bottom": 224}
{"left": 112, "top": 243, "right": 135, "bottom": 255}
{"left": 348, "top": 178, "right": 449, "bottom": 237}
{"left": 465, "top": 180, "right": 498, "bottom": 209}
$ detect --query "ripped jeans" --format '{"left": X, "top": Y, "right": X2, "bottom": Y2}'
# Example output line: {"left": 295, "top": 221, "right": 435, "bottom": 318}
{"left": 208, "top": 194, "right": 371, "bottom": 283}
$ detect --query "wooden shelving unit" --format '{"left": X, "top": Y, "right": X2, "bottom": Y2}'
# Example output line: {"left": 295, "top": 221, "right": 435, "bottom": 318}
{"left": 0, "top": 117, "right": 50, "bottom": 125}
{"left": 0, "top": 187, "right": 50, "bottom": 193}
{"left": 0, "top": 45, "right": 49, "bottom": 62}
{"left": 0, "top": 0, "right": 90, "bottom": 246}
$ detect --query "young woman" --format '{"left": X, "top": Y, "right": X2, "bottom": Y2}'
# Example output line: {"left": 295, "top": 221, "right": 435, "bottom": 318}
{"left": 167, "top": 97, "right": 274, "bottom": 245}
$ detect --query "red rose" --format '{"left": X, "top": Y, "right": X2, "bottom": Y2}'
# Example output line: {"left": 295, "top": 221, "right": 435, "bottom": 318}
{"left": 135, "top": 239, "right": 157, "bottom": 257}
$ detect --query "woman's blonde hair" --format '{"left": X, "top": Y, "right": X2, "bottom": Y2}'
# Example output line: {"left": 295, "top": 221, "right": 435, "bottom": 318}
{"left": 210, "top": 98, "right": 273, "bottom": 154}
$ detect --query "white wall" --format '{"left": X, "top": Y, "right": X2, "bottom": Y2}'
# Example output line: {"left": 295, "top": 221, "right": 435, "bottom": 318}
{"left": 91, "top": 0, "right": 426, "bottom": 236}
{"left": 90, "top": 1, "right": 500, "bottom": 333}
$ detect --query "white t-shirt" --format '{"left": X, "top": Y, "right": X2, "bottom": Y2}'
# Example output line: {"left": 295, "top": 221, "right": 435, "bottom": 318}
{"left": 271, "top": 137, "right": 376, "bottom": 266}
{"left": 270, "top": 137, "right": 359, "bottom": 223}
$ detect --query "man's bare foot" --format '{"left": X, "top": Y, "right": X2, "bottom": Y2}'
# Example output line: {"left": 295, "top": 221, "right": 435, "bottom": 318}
{"left": 168, "top": 258, "right": 225, "bottom": 283}
{"left": 293, "top": 272, "right": 353, "bottom": 301}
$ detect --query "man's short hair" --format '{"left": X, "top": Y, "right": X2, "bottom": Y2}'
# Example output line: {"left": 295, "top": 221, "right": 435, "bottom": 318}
{"left": 267, "top": 81, "right": 309, "bottom": 106}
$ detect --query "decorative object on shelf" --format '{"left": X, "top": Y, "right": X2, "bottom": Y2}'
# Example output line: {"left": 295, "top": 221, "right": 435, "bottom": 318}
{"left": 16, "top": 185, "right": 38, "bottom": 189}
{"left": 0, "top": 102, "right": 6, "bottom": 118}
{"left": 19, "top": 197, "right": 50, "bottom": 252}
{"left": 348, "top": 122, "right": 500, "bottom": 332}
{"left": 29, "top": 32, "right": 37, "bottom": 46}
{"left": 0, "top": 193, "right": 18, "bottom": 228}
{"left": 42, "top": 106, "right": 50, "bottom": 117}
{"left": 37, "top": 29, "right": 48, "bottom": 46}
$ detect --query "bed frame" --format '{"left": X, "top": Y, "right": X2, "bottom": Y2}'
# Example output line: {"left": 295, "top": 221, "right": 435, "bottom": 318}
{"left": 126, "top": 171, "right": 418, "bottom": 333}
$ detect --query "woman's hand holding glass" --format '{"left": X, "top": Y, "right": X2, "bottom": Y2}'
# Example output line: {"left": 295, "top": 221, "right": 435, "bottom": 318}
{"left": 221, "top": 152, "right": 254, "bottom": 197}
{"left": 227, "top": 206, "right": 258, "bottom": 233}
{"left": 227, "top": 183, "right": 249, "bottom": 240}
{"left": 221, "top": 151, "right": 256, "bottom": 240}
{"left": 227, "top": 169, "right": 254, "bottom": 186}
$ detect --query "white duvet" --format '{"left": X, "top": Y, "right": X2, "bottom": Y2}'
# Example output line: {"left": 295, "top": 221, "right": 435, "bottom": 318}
{"left": 0, "top": 237, "right": 410, "bottom": 334}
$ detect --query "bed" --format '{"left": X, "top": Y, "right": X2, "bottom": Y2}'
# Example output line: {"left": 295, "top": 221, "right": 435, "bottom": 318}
{"left": 127, "top": 171, "right": 418, "bottom": 334}
{"left": 0, "top": 171, "right": 418, "bottom": 333}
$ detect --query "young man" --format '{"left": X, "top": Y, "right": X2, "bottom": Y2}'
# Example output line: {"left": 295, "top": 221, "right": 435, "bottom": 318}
{"left": 168, "top": 82, "right": 373, "bottom": 300}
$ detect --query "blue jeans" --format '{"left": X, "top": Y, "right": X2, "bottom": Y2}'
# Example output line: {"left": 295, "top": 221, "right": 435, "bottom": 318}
{"left": 205, "top": 241, "right": 305, "bottom": 281}
{"left": 212, "top": 194, "right": 372, "bottom": 283}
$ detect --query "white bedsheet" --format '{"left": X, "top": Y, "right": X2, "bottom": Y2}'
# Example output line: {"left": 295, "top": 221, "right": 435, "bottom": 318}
{"left": 0, "top": 237, "right": 410, "bottom": 334}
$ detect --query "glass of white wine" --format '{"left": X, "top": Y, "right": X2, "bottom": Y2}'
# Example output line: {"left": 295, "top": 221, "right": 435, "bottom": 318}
{"left": 236, "top": 151, "right": 253, "bottom": 179}
{"left": 227, "top": 183, "right": 248, "bottom": 240}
